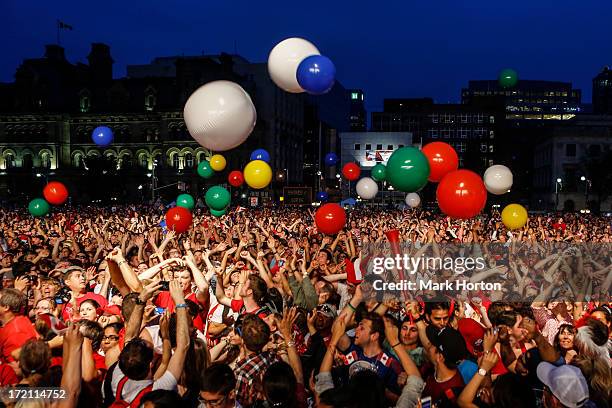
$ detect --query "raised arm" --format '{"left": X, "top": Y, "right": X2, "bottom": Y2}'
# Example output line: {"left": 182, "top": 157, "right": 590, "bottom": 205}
{"left": 166, "top": 280, "right": 190, "bottom": 380}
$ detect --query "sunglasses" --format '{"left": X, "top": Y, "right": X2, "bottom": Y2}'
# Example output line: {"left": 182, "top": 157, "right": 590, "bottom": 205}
{"left": 103, "top": 335, "right": 119, "bottom": 341}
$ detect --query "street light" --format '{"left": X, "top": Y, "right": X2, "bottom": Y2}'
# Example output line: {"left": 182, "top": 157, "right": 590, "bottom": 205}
{"left": 335, "top": 174, "right": 341, "bottom": 179}
{"left": 555, "top": 178, "right": 563, "bottom": 211}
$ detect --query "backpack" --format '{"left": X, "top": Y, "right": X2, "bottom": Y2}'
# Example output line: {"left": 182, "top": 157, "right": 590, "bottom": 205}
{"left": 104, "top": 362, "right": 153, "bottom": 408}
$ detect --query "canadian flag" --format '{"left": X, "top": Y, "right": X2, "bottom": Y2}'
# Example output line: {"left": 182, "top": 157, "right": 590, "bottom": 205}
{"left": 379, "top": 352, "right": 391, "bottom": 367}
{"left": 343, "top": 351, "right": 358, "bottom": 365}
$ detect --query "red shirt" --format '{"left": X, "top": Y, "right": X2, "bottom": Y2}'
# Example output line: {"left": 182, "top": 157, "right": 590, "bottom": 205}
{"left": 423, "top": 370, "right": 465, "bottom": 403}
{"left": 155, "top": 291, "right": 208, "bottom": 332}
{"left": 0, "top": 315, "right": 39, "bottom": 363}
{"left": 0, "top": 364, "right": 18, "bottom": 386}
{"left": 61, "top": 292, "right": 108, "bottom": 322}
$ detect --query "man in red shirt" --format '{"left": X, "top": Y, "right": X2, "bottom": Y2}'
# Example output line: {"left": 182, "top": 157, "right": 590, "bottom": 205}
{"left": 61, "top": 266, "right": 107, "bottom": 321}
{"left": 0, "top": 288, "right": 39, "bottom": 364}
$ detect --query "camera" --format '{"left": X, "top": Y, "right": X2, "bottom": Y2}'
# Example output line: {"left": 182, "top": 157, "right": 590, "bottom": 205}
{"left": 55, "top": 286, "right": 72, "bottom": 304}
{"left": 159, "top": 281, "right": 170, "bottom": 291}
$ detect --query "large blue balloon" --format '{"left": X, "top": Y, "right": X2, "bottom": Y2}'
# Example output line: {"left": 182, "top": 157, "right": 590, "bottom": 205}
{"left": 250, "top": 149, "right": 270, "bottom": 163}
{"left": 324, "top": 152, "right": 338, "bottom": 166}
{"left": 297, "top": 55, "right": 336, "bottom": 95}
{"left": 316, "top": 191, "right": 329, "bottom": 202}
{"left": 92, "top": 126, "right": 114, "bottom": 146}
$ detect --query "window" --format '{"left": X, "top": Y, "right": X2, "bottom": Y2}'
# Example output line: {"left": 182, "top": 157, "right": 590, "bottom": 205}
{"left": 480, "top": 143, "right": 488, "bottom": 153}
{"left": 40, "top": 152, "right": 51, "bottom": 169}
{"left": 351, "top": 92, "right": 359, "bottom": 100}
{"left": 185, "top": 153, "right": 194, "bottom": 168}
{"left": 459, "top": 129, "right": 469, "bottom": 139}
{"left": 172, "top": 154, "right": 180, "bottom": 169}
{"left": 428, "top": 130, "right": 438, "bottom": 139}
{"left": 139, "top": 154, "right": 148, "bottom": 168}
{"left": 565, "top": 144, "right": 576, "bottom": 157}
{"left": 145, "top": 94, "right": 156, "bottom": 112}
{"left": 431, "top": 114, "right": 439, "bottom": 124}
{"left": 365, "top": 144, "right": 371, "bottom": 150}
{"left": 387, "top": 145, "right": 393, "bottom": 150}
{"left": 489, "top": 130, "right": 495, "bottom": 139}
{"left": 489, "top": 116, "right": 495, "bottom": 123}
{"left": 475, "top": 114, "right": 485, "bottom": 123}
{"left": 456, "top": 142, "right": 466, "bottom": 153}
{"left": 80, "top": 95, "right": 90, "bottom": 113}
{"left": 4, "top": 154, "right": 15, "bottom": 169}
{"left": 354, "top": 144, "right": 361, "bottom": 151}
{"left": 489, "top": 145, "right": 494, "bottom": 153}
{"left": 376, "top": 144, "right": 383, "bottom": 150}
{"left": 459, "top": 114, "right": 469, "bottom": 123}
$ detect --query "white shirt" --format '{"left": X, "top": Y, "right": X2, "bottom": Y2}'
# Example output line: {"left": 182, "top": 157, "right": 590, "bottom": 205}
{"left": 102, "top": 364, "right": 177, "bottom": 402}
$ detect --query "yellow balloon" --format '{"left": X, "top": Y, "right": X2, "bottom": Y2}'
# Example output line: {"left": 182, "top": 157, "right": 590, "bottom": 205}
{"left": 501, "top": 204, "right": 528, "bottom": 230}
{"left": 209, "top": 154, "right": 227, "bottom": 172}
{"left": 244, "top": 160, "right": 272, "bottom": 189}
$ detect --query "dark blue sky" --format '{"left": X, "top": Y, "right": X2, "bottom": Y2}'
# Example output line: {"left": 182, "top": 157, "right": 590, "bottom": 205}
{"left": 3, "top": 0, "right": 612, "bottom": 112}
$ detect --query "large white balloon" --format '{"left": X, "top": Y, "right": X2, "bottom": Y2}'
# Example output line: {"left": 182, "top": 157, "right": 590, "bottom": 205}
{"left": 484, "top": 165, "right": 513, "bottom": 195}
{"left": 268, "top": 38, "right": 320, "bottom": 93}
{"left": 183, "top": 81, "right": 256, "bottom": 151}
{"left": 405, "top": 193, "right": 421, "bottom": 208}
{"left": 356, "top": 177, "right": 378, "bottom": 200}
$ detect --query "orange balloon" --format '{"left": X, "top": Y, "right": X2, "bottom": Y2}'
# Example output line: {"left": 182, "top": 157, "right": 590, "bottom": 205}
{"left": 422, "top": 142, "right": 459, "bottom": 182}
{"left": 436, "top": 170, "right": 487, "bottom": 219}
{"left": 43, "top": 182, "right": 68, "bottom": 205}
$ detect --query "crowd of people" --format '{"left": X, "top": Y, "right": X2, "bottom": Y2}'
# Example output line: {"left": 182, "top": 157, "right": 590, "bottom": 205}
{"left": 0, "top": 205, "right": 610, "bottom": 408}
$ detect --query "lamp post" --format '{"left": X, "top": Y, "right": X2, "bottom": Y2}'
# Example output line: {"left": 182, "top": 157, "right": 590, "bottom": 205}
{"left": 580, "top": 176, "right": 591, "bottom": 210}
{"left": 555, "top": 178, "right": 562, "bottom": 211}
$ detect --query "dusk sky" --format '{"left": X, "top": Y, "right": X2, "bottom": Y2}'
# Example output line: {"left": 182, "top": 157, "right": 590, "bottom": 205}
{"left": 3, "top": 0, "right": 612, "bottom": 112}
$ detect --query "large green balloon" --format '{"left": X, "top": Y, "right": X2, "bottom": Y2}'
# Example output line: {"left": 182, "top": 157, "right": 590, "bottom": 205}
{"left": 371, "top": 163, "right": 387, "bottom": 182}
{"left": 176, "top": 193, "right": 195, "bottom": 211}
{"left": 29, "top": 198, "right": 50, "bottom": 217}
{"left": 386, "top": 147, "right": 430, "bottom": 192}
{"left": 205, "top": 186, "right": 230, "bottom": 211}
{"left": 210, "top": 207, "right": 228, "bottom": 217}
{"left": 498, "top": 68, "right": 518, "bottom": 88}
{"left": 197, "top": 161, "right": 214, "bottom": 179}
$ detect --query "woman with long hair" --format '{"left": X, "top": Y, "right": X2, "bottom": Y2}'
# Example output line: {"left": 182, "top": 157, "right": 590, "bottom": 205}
{"left": 553, "top": 323, "right": 577, "bottom": 363}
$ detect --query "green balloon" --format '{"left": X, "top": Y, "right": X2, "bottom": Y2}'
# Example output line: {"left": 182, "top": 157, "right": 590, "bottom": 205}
{"left": 371, "top": 163, "right": 387, "bottom": 182}
{"left": 205, "top": 186, "right": 230, "bottom": 211}
{"left": 176, "top": 193, "right": 195, "bottom": 211}
{"left": 197, "top": 161, "right": 214, "bottom": 179}
{"left": 498, "top": 68, "right": 518, "bottom": 88}
{"left": 28, "top": 198, "right": 50, "bottom": 217}
{"left": 386, "top": 147, "right": 430, "bottom": 192}
{"left": 210, "top": 207, "right": 228, "bottom": 217}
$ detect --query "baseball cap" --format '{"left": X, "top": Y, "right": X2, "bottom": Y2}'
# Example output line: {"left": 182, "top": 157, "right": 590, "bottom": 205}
{"left": 316, "top": 303, "right": 338, "bottom": 319}
{"left": 102, "top": 305, "right": 122, "bottom": 317}
{"left": 428, "top": 326, "right": 469, "bottom": 367}
{"left": 457, "top": 318, "right": 485, "bottom": 355}
{"left": 537, "top": 363, "right": 589, "bottom": 408}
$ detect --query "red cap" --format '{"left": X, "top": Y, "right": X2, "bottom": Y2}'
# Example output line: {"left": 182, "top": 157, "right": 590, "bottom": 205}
{"left": 103, "top": 305, "right": 122, "bottom": 316}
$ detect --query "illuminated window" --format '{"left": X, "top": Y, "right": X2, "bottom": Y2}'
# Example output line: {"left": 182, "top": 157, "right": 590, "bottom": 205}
{"left": 185, "top": 153, "right": 194, "bottom": 168}
{"left": 351, "top": 92, "right": 359, "bottom": 100}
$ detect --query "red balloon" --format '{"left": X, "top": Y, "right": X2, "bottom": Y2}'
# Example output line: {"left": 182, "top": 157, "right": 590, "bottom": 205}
{"left": 436, "top": 170, "right": 487, "bottom": 219}
{"left": 422, "top": 142, "right": 459, "bottom": 182}
{"left": 315, "top": 203, "right": 347, "bottom": 235}
{"left": 228, "top": 170, "right": 244, "bottom": 187}
{"left": 342, "top": 163, "right": 361, "bottom": 181}
{"left": 165, "top": 207, "right": 193, "bottom": 233}
{"left": 43, "top": 181, "right": 68, "bottom": 205}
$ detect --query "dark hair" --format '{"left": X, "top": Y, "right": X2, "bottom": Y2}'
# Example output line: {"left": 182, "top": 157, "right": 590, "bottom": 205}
{"left": 320, "top": 370, "right": 386, "bottom": 408}
{"left": 78, "top": 320, "right": 104, "bottom": 350}
{"left": 0, "top": 288, "right": 26, "bottom": 314}
{"left": 201, "top": 363, "right": 236, "bottom": 395}
{"left": 118, "top": 338, "right": 154, "bottom": 380}
{"left": 425, "top": 298, "right": 450, "bottom": 315}
{"left": 492, "top": 374, "right": 537, "bottom": 408}
{"left": 591, "top": 307, "right": 611, "bottom": 325}
{"left": 242, "top": 314, "right": 270, "bottom": 353}
{"left": 496, "top": 310, "right": 519, "bottom": 327}
{"left": 181, "top": 338, "right": 210, "bottom": 391}
{"left": 248, "top": 275, "right": 268, "bottom": 305}
{"left": 12, "top": 261, "right": 34, "bottom": 278}
{"left": 139, "top": 390, "right": 181, "bottom": 408}
{"left": 487, "top": 301, "right": 512, "bottom": 326}
{"left": 361, "top": 312, "right": 385, "bottom": 347}
{"left": 105, "top": 322, "right": 124, "bottom": 334}
{"left": 553, "top": 323, "right": 576, "bottom": 354}
{"left": 20, "top": 340, "right": 51, "bottom": 378}
{"left": 262, "top": 362, "right": 297, "bottom": 408}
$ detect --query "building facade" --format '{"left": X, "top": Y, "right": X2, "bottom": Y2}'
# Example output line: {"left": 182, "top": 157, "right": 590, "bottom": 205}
{"left": 0, "top": 44, "right": 353, "bottom": 204}
{"left": 348, "top": 89, "right": 367, "bottom": 131}
{"left": 461, "top": 80, "right": 582, "bottom": 121}
{"left": 532, "top": 115, "right": 612, "bottom": 212}
{"left": 592, "top": 66, "right": 612, "bottom": 115}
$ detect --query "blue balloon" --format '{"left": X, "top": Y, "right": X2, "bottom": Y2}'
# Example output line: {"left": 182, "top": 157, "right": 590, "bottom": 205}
{"left": 316, "top": 191, "right": 329, "bottom": 202}
{"left": 297, "top": 55, "right": 336, "bottom": 95}
{"left": 250, "top": 149, "right": 270, "bottom": 163}
{"left": 92, "top": 126, "right": 114, "bottom": 146}
{"left": 324, "top": 152, "right": 338, "bottom": 166}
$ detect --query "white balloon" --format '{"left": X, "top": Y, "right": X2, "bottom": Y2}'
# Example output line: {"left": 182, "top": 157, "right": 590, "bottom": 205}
{"left": 356, "top": 177, "right": 378, "bottom": 200}
{"left": 184, "top": 81, "right": 256, "bottom": 151}
{"left": 484, "top": 165, "right": 513, "bottom": 195}
{"left": 405, "top": 193, "right": 421, "bottom": 208}
{"left": 268, "top": 38, "right": 320, "bottom": 93}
